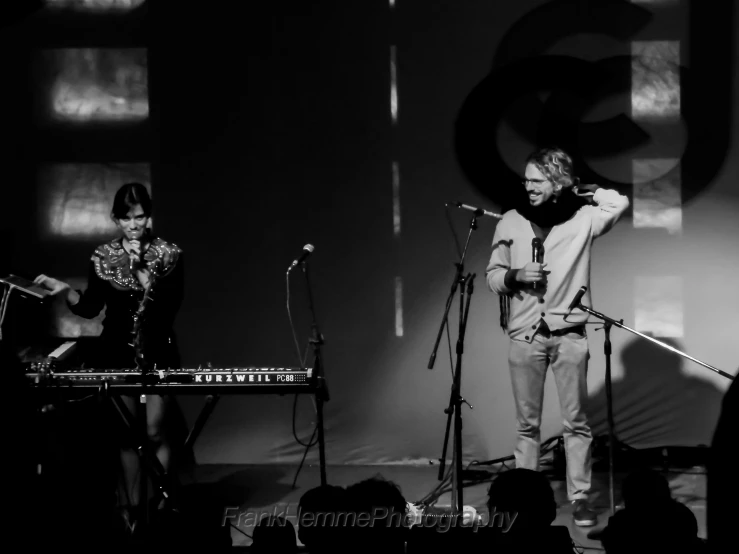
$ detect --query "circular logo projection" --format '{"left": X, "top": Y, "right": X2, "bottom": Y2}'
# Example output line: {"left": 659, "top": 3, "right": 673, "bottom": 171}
{"left": 454, "top": 0, "right": 732, "bottom": 213}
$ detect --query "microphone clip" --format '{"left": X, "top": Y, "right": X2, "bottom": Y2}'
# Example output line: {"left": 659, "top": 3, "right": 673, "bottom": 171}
{"left": 595, "top": 319, "right": 623, "bottom": 332}
{"left": 287, "top": 244, "right": 315, "bottom": 272}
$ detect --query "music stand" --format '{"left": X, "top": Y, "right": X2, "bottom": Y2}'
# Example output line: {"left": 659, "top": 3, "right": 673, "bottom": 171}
{"left": 570, "top": 291, "right": 733, "bottom": 516}
{"left": 1, "top": 275, "right": 51, "bottom": 496}
{"left": 0, "top": 275, "right": 50, "bottom": 341}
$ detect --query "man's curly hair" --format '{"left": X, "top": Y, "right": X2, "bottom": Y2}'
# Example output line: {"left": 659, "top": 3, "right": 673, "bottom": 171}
{"left": 525, "top": 146, "right": 578, "bottom": 189}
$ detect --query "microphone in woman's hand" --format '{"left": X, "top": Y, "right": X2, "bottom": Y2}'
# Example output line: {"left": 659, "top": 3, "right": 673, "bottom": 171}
{"left": 129, "top": 240, "right": 142, "bottom": 271}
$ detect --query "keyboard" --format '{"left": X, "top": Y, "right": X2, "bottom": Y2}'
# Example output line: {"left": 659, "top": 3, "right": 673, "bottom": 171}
{"left": 25, "top": 366, "right": 319, "bottom": 395}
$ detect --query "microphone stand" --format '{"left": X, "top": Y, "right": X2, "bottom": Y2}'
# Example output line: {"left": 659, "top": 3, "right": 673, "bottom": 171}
{"left": 572, "top": 300, "right": 733, "bottom": 516}
{"left": 427, "top": 212, "right": 480, "bottom": 515}
{"left": 292, "top": 259, "right": 329, "bottom": 487}
{"left": 0, "top": 282, "right": 15, "bottom": 342}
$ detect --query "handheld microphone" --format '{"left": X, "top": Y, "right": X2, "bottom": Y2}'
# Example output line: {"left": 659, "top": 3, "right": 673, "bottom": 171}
{"left": 532, "top": 238, "right": 543, "bottom": 289}
{"left": 447, "top": 201, "right": 503, "bottom": 219}
{"left": 128, "top": 240, "right": 141, "bottom": 272}
{"left": 564, "top": 286, "right": 588, "bottom": 318}
{"left": 289, "top": 244, "right": 315, "bottom": 270}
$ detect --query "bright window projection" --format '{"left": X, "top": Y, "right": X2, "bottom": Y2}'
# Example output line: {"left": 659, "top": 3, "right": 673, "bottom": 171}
{"left": 39, "top": 163, "right": 151, "bottom": 238}
{"left": 632, "top": 159, "right": 682, "bottom": 235}
{"left": 392, "top": 161, "right": 401, "bottom": 237}
{"left": 634, "top": 276, "right": 683, "bottom": 338}
{"left": 41, "top": 48, "right": 148, "bottom": 122}
{"left": 45, "top": 0, "right": 145, "bottom": 11}
{"left": 631, "top": 41, "right": 680, "bottom": 120}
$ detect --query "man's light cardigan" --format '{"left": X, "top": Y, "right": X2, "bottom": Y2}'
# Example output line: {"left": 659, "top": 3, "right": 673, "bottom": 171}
{"left": 486, "top": 188, "right": 630, "bottom": 343}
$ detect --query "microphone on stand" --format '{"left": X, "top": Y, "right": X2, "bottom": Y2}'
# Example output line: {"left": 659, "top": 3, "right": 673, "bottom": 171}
{"left": 289, "top": 244, "right": 315, "bottom": 271}
{"left": 447, "top": 201, "right": 503, "bottom": 219}
{"left": 532, "top": 238, "right": 543, "bottom": 289}
{"left": 564, "top": 286, "right": 588, "bottom": 318}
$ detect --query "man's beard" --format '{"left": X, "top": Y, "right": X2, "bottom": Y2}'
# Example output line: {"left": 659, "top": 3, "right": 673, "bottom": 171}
{"left": 517, "top": 188, "right": 587, "bottom": 227}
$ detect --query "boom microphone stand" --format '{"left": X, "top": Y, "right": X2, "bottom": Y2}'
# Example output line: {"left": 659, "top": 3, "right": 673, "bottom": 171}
{"left": 568, "top": 288, "right": 733, "bottom": 515}
{"left": 427, "top": 212, "right": 480, "bottom": 515}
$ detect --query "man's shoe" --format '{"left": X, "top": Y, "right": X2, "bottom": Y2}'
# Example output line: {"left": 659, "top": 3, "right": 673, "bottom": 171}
{"left": 572, "top": 500, "right": 597, "bottom": 527}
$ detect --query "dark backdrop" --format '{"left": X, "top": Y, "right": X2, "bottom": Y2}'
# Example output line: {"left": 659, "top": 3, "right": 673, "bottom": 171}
{"left": 2, "top": 0, "right": 737, "bottom": 466}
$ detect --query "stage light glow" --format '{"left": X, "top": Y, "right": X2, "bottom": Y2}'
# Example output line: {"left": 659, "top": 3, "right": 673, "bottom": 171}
{"left": 632, "top": 159, "right": 682, "bottom": 235}
{"left": 45, "top": 0, "right": 145, "bottom": 11}
{"left": 630, "top": 0, "right": 679, "bottom": 5}
{"left": 634, "top": 276, "right": 683, "bottom": 338}
{"left": 631, "top": 41, "right": 680, "bottom": 120}
{"left": 44, "top": 48, "right": 148, "bottom": 122}
{"left": 39, "top": 163, "right": 151, "bottom": 238}
{"left": 390, "top": 46, "right": 398, "bottom": 124}
{"left": 392, "top": 161, "right": 401, "bottom": 237}
{"left": 395, "top": 277, "right": 403, "bottom": 337}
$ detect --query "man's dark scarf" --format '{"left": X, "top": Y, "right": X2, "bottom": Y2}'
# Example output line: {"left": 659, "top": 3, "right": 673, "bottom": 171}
{"left": 517, "top": 188, "right": 588, "bottom": 228}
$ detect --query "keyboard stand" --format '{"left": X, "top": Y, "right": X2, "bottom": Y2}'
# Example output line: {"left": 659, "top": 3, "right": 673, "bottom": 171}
{"left": 181, "top": 382, "right": 328, "bottom": 487}
{"left": 183, "top": 394, "right": 220, "bottom": 451}
{"left": 31, "top": 366, "right": 329, "bottom": 515}
{"left": 181, "top": 373, "right": 329, "bottom": 487}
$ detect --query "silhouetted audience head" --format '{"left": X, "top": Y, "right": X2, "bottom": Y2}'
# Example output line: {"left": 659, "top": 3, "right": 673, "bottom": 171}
{"left": 298, "top": 484, "right": 348, "bottom": 552}
{"left": 486, "top": 468, "right": 557, "bottom": 531}
{"left": 251, "top": 515, "right": 297, "bottom": 553}
{"left": 621, "top": 468, "right": 672, "bottom": 509}
{"left": 344, "top": 475, "right": 408, "bottom": 553}
{"left": 709, "top": 374, "right": 738, "bottom": 552}
{"left": 601, "top": 468, "right": 702, "bottom": 554}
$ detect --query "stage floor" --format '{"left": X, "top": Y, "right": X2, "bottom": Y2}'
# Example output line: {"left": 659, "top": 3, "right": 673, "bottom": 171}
{"left": 174, "top": 461, "right": 707, "bottom": 550}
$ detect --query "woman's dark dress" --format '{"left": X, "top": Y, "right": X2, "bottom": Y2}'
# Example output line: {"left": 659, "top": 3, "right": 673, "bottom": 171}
{"left": 69, "top": 236, "right": 184, "bottom": 370}
{"left": 67, "top": 235, "right": 191, "bottom": 465}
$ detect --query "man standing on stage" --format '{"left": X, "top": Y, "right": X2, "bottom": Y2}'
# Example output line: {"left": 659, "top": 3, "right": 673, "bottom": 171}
{"left": 486, "top": 146, "right": 629, "bottom": 526}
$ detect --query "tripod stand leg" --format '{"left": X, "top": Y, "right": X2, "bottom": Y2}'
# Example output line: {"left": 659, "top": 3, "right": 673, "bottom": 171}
{"left": 437, "top": 393, "right": 454, "bottom": 481}
{"left": 316, "top": 395, "right": 327, "bottom": 486}
{"left": 451, "top": 381, "right": 465, "bottom": 513}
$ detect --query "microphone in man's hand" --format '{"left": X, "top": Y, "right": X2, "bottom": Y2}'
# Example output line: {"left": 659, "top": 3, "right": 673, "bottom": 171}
{"left": 532, "top": 238, "right": 543, "bottom": 289}
{"left": 564, "top": 286, "right": 588, "bottom": 318}
{"left": 289, "top": 244, "right": 315, "bottom": 270}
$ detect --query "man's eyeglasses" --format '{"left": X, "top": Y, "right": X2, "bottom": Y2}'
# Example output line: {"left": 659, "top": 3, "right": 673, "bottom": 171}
{"left": 521, "top": 178, "right": 549, "bottom": 186}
